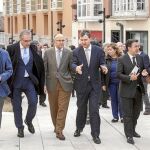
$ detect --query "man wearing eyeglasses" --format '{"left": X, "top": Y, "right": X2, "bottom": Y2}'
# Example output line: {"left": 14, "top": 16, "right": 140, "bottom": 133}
{"left": 44, "top": 34, "right": 73, "bottom": 141}
{"left": 7, "top": 30, "right": 45, "bottom": 138}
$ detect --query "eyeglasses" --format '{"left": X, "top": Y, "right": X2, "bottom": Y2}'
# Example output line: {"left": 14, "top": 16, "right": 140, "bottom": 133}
{"left": 56, "top": 40, "right": 65, "bottom": 42}
{"left": 22, "top": 39, "right": 31, "bottom": 42}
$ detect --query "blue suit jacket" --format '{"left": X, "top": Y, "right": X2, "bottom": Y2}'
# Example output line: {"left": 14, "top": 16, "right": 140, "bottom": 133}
{"left": 71, "top": 45, "right": 105, "bottom": 93}
{"left": 0, "top": 48, "right": 13, "bottom": 97}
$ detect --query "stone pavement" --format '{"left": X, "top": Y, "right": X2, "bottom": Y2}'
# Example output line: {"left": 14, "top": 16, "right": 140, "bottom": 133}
{"left": 0, "top": 96, "right": 150, "bottom": 150}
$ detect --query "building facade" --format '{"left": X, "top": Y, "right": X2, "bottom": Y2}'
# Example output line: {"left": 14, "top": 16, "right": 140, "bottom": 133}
{"left": 3, "top": 0, "right": 73, "bottom": 46}
{"left": 72, "top": 0, "right": 150, "bottom": 54}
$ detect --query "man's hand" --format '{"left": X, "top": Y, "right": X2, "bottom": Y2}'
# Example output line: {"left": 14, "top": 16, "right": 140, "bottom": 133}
{"left": 76, "top": 64, "right": 83, "bottom": 75}
{"left": 130, "top": 73, "right": 140, "bottom": 81}
{"left": 100, "top": 65, "right": 108, "bottom": 74}
{"left": 142, "top": 69, "right": 148, "bottom": 76}
{"left": 102, "top": 85, "right": 106, "bottom": 91}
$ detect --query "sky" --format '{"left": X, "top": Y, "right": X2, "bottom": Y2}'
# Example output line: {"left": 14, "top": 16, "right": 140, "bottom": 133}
{"left": 0, "top": 0, "right": 3, "bottom": 12}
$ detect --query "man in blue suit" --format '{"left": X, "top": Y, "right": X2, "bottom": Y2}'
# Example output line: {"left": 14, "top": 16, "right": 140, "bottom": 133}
{"left": 72, "top": 30, "right": 107, "bottom": 144}
{"left": 138, "top": 44, "right": 150, "bottom": 115}
{"left": 7, "top": 30, "right": 45, "bottom": 138}
{"left": 0, "top": 48, "right": 13, "bottom": 128}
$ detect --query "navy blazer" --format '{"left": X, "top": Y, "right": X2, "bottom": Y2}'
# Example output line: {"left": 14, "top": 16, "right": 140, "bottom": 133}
{"left": 71, "top": 45, "right": 105, "bottom": 93}
{"left": 0, "top": 48, "right": 13, "bottom": 97}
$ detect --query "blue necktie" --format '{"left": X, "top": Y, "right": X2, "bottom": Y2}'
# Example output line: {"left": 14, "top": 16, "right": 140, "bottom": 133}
{"left": 23, "top": 48, "right": 28, "bottom": 65}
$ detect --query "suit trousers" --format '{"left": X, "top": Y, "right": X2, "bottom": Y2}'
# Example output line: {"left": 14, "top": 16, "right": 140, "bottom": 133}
{"left": 0, "top": 97, "right": 5, "bottom": 128}
{"left": 109, "top": 82, "right": 122, "bottom": 119}
{"left": 12, "top": 78, "right": 38, "bottom": 129}
{"left": 121, "top": 87, "right": 142, "bottom": 138}
{"left": 47, "top": 80, "right": 71, "bottom": 133}
{"left": 76, "top": 81, "right": 100, "bottom": 137}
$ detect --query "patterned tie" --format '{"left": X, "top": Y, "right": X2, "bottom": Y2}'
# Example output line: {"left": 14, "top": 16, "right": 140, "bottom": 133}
{"left": 56, "top": 49, "right": 61, "bottom": 68}
{"left": 85, "top": 49, "right": 90, "bottom": 66}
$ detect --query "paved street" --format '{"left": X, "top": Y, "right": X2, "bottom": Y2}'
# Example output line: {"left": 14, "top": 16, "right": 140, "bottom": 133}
{"left": 0, "top": 96, "right": 150, "bottom": 150}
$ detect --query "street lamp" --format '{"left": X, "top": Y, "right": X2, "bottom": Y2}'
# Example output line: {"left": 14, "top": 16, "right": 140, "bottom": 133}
{"left": 98, "top": 8, "right": 110, "bottom": 43}
{"left": 56, "top": 20, "right": 65, "bottom": 34}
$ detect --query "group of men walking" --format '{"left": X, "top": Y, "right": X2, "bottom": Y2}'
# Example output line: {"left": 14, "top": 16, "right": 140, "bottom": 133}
{"left": 0, "top": 29, "right": 150, "bottom": 145}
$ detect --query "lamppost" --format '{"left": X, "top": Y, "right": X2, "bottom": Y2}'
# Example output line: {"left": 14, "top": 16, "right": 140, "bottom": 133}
{"left": 56, "top": 20, "right": 65, "bottom": 34}
{"left": 98, "top": 8, "right": 110, "bottom": 43}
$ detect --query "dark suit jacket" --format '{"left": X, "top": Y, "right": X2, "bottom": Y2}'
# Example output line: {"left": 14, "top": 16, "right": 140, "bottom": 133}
{"left": 71, "top": 45, "right": 105, "bottom": 94}
{"left": 7, "top": 42, "right": 45, "bottom": 96}
{"left": 117, "top": 53, "right": 144, "bottom": 98}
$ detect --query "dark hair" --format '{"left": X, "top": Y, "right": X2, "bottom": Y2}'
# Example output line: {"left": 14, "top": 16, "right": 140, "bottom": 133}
{"left": 126, "top": 39, "right": 138, "bottom": 50}
{"left": 80, "top": 30, "right": 91, "bottom": 38}
{"left": 69, "top": 45, "right": 76, "bottom": 50}
{"left": 43, "top": 43, "right": 49, "bottom": 47}
{"left": 139, "top": 44, "right": 143, "bottom": 51}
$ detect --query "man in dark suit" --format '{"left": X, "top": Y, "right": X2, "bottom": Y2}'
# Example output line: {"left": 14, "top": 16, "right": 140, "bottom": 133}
{"left": 117, "top": 39, "right": 148, "bottom": 144}
{"left": 7, "top": 30, "right": 45, "bottom": 138}
{"left": 138, "top": 44, "right": 150, "bottom": 115}
{"left": 71, "top": 30, "right": 107, "bottom": 144}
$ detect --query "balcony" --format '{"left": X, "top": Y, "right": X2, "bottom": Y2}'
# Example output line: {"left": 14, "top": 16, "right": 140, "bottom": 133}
{"left": 112, "top": 0, "right": 149, "bottom": 20}
{"left": 51, "top": 0, "right": 63, "bottom": 11}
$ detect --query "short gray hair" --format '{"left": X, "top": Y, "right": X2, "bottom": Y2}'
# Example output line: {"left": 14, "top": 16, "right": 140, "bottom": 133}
{"left": 19, "top": 30, "right": 31, "bottom": 40}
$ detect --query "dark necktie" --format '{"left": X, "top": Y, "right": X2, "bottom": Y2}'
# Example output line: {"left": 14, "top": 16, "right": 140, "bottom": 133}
{"left": 132, "top": 57, "right": 136, "bottom": 66}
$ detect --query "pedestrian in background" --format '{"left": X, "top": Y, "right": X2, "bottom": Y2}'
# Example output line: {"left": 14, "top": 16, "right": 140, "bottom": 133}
{"left": 44, "top": 34, "right": 73, "bottom": 140}
{"left": 0, "top": 48, "right": 13, "bottom": 128}
{"left": 138, "top": 44, "right": 150, "bottom": 115}
{"left": 103, "top": 43, "right": 123, "bottom": 122}
{"left": 7, "top": 30, "right": 45, "bottom": 138}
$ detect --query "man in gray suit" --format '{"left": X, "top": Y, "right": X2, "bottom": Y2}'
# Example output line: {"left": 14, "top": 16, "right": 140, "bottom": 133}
{"left": 117, "top": 39, "right": 149, "bottom": 145}
{"left": 44, "top": 34, "right": 73, "bottom": 140}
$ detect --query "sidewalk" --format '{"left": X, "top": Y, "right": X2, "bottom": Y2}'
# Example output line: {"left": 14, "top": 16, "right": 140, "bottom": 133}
{"left": 0, "top": 96, "right": 150, "bottom": 150}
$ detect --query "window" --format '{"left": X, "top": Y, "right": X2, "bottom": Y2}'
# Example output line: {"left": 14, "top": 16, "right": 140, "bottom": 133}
{"left": 13, "top": 0, "right": 17, "bottom": 13}
{"left": 43, "top": 0, "right": 48, "bottom": 9}
{"left": 112, "top": 0, "right": 147, "bottom": 16}
{"left": 31, "top": 0, "right": 36, "bottom": 11}
{"left": 37, "top": 0, "right": 41, "bottom": 10}
{"left": 77, "top": 0, "right": 102, "bottom": 20}
{"left": 137, "top": 0, "right": 145, "bottom": 10}
{"left": 21, "top": 0, "right": 26, "bottom": 12}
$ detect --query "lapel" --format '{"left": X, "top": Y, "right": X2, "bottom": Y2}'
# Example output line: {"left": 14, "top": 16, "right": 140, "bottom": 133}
{"left": 59, "top": 48, "right": 67, "bottom": 69}
{"left": 52, "top": 48, "right": 57, "bottom": 68}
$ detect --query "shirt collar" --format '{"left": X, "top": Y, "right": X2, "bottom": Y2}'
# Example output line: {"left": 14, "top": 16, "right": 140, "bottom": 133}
{"left": 128, "top": 52, "right": 136, "bottom": 59}
{"left": 55, "top": 47, "right": 63, "bottom": 52}
{"left": 84, "top": 44, "right": 91, "bottom": 51}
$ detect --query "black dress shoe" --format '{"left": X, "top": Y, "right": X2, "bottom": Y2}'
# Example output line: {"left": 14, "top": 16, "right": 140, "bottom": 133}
{"left": 17, "top": 128, "right": 24, "bottom": 138}
{"left": 120, "top": 118, "right": 124, "bottom": 123}
{"left": 74, "top": 129, "right": 82, "bottom": 137}
{"left": 40, "top": 102, "right": 47, "bottom": 107}
{"left": 143, "top": 111, "right": 150, "bottom": 115}
{"left": 111, "top": 118, "right": 118, "bottom": 123}
{"left": 93, "top": 136, "right": 101, "bottom": 144}
{"left": 24, "top": 120, "right": 35, "bottom": 134}
{"left": 127, "top": 137, "right": 134, "bottom": 144}
{"left": 133, "top": 132, "right": 141, "bottom": 138}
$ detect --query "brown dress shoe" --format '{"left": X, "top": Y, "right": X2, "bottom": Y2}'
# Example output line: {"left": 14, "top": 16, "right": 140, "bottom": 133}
{"left": 56, "top": 132, "right": 65, "bottom": 140}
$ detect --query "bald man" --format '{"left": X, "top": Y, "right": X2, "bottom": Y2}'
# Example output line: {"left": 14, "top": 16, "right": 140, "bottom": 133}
{"left": 44, "top": 34, "right": 73, "bottom": 140}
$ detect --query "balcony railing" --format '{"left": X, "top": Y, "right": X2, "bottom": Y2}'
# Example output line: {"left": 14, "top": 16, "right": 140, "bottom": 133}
{"left": 51, "top": 0, "right": 63, "bottom": 11}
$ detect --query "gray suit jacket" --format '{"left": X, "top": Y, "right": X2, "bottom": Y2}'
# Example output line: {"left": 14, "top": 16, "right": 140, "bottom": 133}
{"left": 117, "top": 53, "right": 144, "bottom": 98}
{"left": 44, "top": 47, "right": 73, "bottom": 92}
